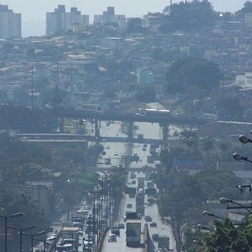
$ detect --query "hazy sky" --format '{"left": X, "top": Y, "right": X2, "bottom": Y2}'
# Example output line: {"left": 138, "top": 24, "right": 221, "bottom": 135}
{"left": 2, "top": 0, "right": 245, "bottom": 37}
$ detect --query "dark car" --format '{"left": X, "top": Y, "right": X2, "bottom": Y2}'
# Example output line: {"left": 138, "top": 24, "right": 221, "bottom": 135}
{"left": 111, "top": 227, "right": 120, "bottom": 236}
{"left": 144, "top": 215, "right": 152, "bottom": 222}
{"left": 150, "top": 222, "right": 157, "bottom": 227}
{"left": 152, "top": 233, "right": 159, "bottom": 242}
{"left": 118, "top": 223, "right": 125, "bottom": 229}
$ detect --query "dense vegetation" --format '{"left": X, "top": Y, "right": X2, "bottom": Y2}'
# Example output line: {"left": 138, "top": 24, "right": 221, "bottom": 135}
{"left": 165, "top": 57, "right": 222, "bottom": 97}
{"left": 154, "top": 127, "right": 252, "bottom": 251}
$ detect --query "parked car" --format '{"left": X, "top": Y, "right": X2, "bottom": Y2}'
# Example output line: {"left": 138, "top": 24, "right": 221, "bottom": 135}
{"left": 144, "top": 215, "right": 152, "bottom": 222}
{"left": 108, "top": 234, "right": 117, "bottom": 242}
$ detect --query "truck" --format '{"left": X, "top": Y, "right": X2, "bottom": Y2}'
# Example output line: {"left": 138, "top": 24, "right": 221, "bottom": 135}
{"left": 71, "top": 216, "right": 84, "bottom": 229}
{"left": 125, "top": 186, "right": 137, "bottom": 196}
{"left": 137, "top": 177, "right": 145, "bottom": 189}
{"left": 61, "top": 226, "right": 79, "bottom": 250}
{"left": 158, "top": 235, "right": 170, "bottom": 250}
{"left": 126, "top": 219, "right": 141, "bottom": 247}
{"left": 135, "top": 188, "right": 145, "bottom": 215}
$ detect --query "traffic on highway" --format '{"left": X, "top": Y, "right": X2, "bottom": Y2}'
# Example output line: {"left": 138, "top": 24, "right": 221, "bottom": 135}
{"left": 34, "top": 118, "right": 177, "bottom": 252}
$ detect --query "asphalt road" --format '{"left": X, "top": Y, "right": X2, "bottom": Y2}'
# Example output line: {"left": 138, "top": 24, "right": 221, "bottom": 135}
{"left": 101, "top": 171, "right": 145, "bottom": 252}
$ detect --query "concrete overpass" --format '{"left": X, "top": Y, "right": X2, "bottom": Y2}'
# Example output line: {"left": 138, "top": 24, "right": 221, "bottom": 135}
{"left": 55, "top": 108, "right": 208, "bottom": 125}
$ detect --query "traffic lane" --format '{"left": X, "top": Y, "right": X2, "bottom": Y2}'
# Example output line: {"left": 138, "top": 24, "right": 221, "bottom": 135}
{"left": 101, "top": 121, "right": 128, "bottom": 138}
{"left": 102, "top": 231, "right": 142, "bottom": 252}
{"left": 135, "top": 122, "right": 161, "bottom": 140}
{"left": 102, "top": 208, "right": 143, "bottom": 252}
{"left": 145, "top": 203, "right": 176, "bottom": 251}
{"left": 102, "top": 171, "right": 146, "bottom": 252}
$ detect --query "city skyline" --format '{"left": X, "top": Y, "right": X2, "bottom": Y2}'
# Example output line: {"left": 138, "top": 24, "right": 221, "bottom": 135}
{"left": 2, "top": 0, "right": 245, "bottom": 37}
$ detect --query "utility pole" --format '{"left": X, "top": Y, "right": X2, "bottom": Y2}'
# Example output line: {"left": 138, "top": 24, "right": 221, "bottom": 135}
{"left": 31, "top": 66, "right": 34, "bottom": 110}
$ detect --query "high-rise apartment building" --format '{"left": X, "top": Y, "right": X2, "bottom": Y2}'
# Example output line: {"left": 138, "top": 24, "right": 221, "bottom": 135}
{"left": 94, "top": 7, "right": 126, "bottom": 27}
{"left": 0, "top": 5, "right": 21, "bottom": 39}
{"left": 46, "top": 5, "right": 89, "bottom": 36}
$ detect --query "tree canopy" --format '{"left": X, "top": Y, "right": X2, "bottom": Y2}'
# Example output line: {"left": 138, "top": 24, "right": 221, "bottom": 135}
{"left": 165, "top": 57, "right": 222, "bottom": 96}
{"left": 160, "top": 0, "right": 215, "bottom": 32}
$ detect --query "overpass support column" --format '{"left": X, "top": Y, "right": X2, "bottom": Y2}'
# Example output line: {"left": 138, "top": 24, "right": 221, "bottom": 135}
{"left": 94, "top": 119, "right": 100, "bottom": 139}
{"left": 59, "top": 117, "right": 64, "bottom": 133}
{"left": 124, "top": 122, "right": 133, "bottom": 168}
{"left": 160, "top": 123, "right": 168, "bottom": 148}
{"left": 127, "top": 121, "right": 133, "bottom": 140}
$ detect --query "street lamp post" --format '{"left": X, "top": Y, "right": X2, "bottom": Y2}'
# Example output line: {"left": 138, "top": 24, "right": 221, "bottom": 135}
{"left": 220, "top": 198, "right": 252, "bottom": 214}
{"left": 66, "top": 179, "right": 70, "bottom": 221}
{"left": 238, "top": 135, "right": 252, "bottom": 144}
{"left": 33, "top": 237, "right": 48, "bottom": 252}
{"left": 203, "top": 211, "right": 224, "bottom": 220}
{"left": 23, "top": 230, "right": 46, "bottom": 252}
{"left": 233, "top": 153, "right": 252, "bottom": 163}
{"left": 0, "top": 212, "right": 24, "bottom": 252}
{"left": 8, "top": 224, "right": 36, "bottom": 252}
{"left": 236, "top": 184, "right": 252, "bottom": 193}
{"left": 197, "top": 224, "right": 213, "bottom": 232}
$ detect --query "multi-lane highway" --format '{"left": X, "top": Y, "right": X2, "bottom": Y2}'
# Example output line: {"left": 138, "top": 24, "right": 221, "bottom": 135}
{"left": 101, "top": 171, "right": 176, "bottom": 252}
{"left": 96, "top": 121, "right": 162, "bottom": 169}
{"left": 101, "top": 172, "right": 145, "bottom": 252}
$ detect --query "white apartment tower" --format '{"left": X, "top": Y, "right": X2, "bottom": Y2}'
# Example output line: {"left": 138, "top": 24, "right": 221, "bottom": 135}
{"left": 46, "top": 5, "right": 89, "bottom": 36}
{"left": 94, "top": 7, "right": 126, "bottom": 26}
{"left": 0, "top": 5, "right": 21, "bottom": 39}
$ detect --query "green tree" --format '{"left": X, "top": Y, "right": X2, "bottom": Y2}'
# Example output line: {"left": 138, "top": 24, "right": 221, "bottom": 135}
{"left": 165, "top": 57, "right": 222, "bottom": 97}
{"left": 135, "top": 86, "right": 156, "bottom": 103}
{"left": 204, "top": 219, "right": 250, "bottom": 252}
{"left": 127, "top": 18, "right": 144, "bottom": 33}
{"left": 194, "top": 170, "right": 241, "bottom": 200}
{"left": 235, "top": 1, "right": 252, "bottom": 18}
{"left": 180, "top": 129, "right": 199, "bottom": 151}
{"left": 216, "top": 96, "right": 245, "bottom": 120}
{"left": 161, "top": 0, "right": 215, "bottom": 32}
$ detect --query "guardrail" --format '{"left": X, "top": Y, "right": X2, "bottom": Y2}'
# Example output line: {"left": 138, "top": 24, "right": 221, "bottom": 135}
{"left": 143, "top": 223, "right": 148, "bottom": 252}
{"left": 98, "top": 227, "right": 110, "bottom": 252}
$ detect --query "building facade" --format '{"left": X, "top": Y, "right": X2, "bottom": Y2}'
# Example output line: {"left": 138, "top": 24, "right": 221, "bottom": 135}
{"left": 94, "top": 7, "right": 126, "bottom": 27}
{"left": 46, "top": 5, "right": 89, "bottom": 36}
{"left": 0, "top": 5, "right": 21, "bottom": 39}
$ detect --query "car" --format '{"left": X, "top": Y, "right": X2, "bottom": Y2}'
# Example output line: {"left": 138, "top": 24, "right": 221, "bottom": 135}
{"left": 127, "top": 203, "right": 133, "bottom": 208}
{"left": 83, "top": 240, "right": 93, "bottom": 248}
{"left": 150, "top": 222, "right": 157, "bottom": 227}
{"left": 118, "top": 223, "right": 125, "bottom": 229}
{"left": 144, "top": 215, "right": 152, "bottom": 222}
{"left": 111, "top": 227, "right": 120, "bottom": 236}
{"left": 137, "top": 213, "right": 142, "bottom": 219}
{"left": 152, "top": 233, "right": 159, "bottom": 242}
{"left": 35, "top": 247, "right": 44, "bottom": 252}
{"left": 83, "top": 244, "right": 92, "bottom": 252}
{"left": 108, "top": 233, "right": 117, "bottom": 242}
